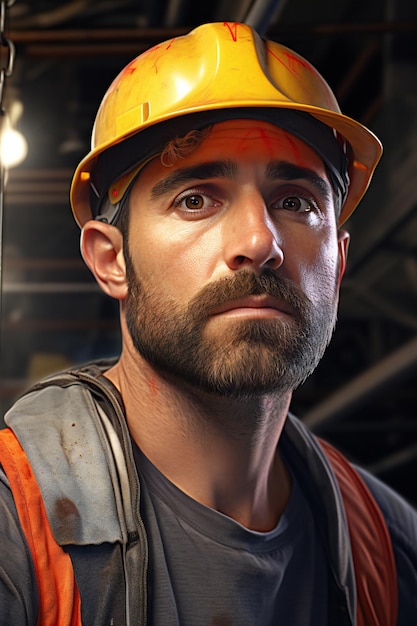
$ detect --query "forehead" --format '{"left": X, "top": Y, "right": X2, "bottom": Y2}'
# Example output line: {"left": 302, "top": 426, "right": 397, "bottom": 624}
{"left": 190, "top": 119, "right": 326, "bottom": 168}
{"left": 138, "top": 118, "right": 328, "bottom": 186}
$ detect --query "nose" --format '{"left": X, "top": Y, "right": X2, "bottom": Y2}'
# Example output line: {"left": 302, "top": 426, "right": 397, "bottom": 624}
{"left": 223, "top": 196, "right": 284, "bottom": 272}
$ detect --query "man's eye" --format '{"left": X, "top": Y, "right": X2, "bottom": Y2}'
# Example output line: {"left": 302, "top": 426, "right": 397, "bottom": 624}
{"left": 174, "top": 190, "right": 220, "bottom": 215}
{"left": 280, "top": 195, "right": 314, "bottom": 212}
{"left": 184, "top": 194, "right": 205, "bottom": 210}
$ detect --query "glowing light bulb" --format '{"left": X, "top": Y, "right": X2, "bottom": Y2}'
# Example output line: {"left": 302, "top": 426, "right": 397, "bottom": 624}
{"left": 0, "top": 126, "right": 28, "bottom": 168}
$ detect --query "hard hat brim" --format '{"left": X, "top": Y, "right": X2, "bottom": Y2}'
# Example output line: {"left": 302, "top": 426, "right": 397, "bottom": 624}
{"left": 71, "top": 101, "right": 382, "bottom": 228}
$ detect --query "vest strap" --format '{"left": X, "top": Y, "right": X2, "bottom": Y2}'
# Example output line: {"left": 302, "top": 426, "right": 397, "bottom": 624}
{"left": 319, "top": 439, "right": 398, "bottom": 626}
{"left": 0, "top": 427, "right": 82, "bottom": 626}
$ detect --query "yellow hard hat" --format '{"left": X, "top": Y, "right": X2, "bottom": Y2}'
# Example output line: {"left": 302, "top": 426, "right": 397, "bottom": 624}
{"left": 70, "top": 21, "right": 382, "bottom": 227}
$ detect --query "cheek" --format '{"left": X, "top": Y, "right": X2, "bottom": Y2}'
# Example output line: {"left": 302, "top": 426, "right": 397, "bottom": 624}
{"left": 131, "top": 222, "right": 221, "bottom": 300}
{"left": 294, "top": 238, "right": 341, "bottom": 304}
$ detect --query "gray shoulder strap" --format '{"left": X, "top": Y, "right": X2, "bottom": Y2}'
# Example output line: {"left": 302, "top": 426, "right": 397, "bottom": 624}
{"left": 5, "top": 382, "right": 128, "bottom": 546}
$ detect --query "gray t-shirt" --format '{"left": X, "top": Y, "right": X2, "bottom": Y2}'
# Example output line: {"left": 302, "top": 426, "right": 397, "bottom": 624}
{"left": 134, "top": 445, "right": 328, "bottom": 626}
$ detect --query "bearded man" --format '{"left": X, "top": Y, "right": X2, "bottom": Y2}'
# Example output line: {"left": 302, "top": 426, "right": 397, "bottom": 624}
{"left": 0, "top": 22, "right": 416, "bottom": 626}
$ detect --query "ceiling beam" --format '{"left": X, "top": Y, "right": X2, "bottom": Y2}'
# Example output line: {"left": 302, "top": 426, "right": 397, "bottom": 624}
{"left": 302, "top": 335, "right": 417, "bottom": 429}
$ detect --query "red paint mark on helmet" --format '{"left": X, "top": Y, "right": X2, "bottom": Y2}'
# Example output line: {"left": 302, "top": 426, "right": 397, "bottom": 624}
{"left": 267, "top": 47, "right": 311, "bottom": 77}
{"left": 223, "top": 22, "right": 240, "bottom": 42}
{"left": 142, "top": 44, "right": 161, "bottom": 58}
{"left": 283, "top": 50, "right": 310, "bottom": 71}
{"left": 135, "top": 45, "right": 163, "bottom": 75}
{"left": 111, "top": 60, "right": 138, "bottom": 92}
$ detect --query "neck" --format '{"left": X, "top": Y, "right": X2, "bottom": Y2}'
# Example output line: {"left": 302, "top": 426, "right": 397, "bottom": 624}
{"left": 106, "top": 345, "right": 292, "bottom": 531}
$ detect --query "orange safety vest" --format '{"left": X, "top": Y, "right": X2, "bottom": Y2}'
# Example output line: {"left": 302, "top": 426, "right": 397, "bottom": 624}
{"left": 0, "top": 428, "right": 398, "bottom": 626}
{"left": 0, "top": 427, "right": 81, "bottom": 626}
{"left": 319, "top": 439, "right": 398, "bottom": 626}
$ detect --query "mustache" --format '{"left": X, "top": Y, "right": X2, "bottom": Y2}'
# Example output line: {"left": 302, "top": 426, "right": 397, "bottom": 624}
{"left": 187, "top": 269, "right": 311, "bottom": 322}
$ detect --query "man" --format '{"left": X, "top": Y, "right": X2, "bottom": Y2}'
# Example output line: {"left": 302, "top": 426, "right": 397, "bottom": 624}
{"left": 0, "top": 22, "right": 416, "bottom": 625}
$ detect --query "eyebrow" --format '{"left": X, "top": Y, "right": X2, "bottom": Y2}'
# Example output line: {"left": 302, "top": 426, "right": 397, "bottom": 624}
{"left": 150, "top": 159, "right": 332, "bottom": 201}
{"left": 150, "top": 161, "right": 236, "bottom": 199}
{"left": 266, "top": 161, "right": 332, "bottom": 200}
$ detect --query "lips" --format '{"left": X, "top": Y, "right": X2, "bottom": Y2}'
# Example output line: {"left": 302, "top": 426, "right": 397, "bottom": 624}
{"left": 210, "top": 294, "right": 295, "bottom": 318}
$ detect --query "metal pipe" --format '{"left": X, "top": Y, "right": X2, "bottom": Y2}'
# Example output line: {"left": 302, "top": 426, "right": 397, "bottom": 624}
{"left": 367, "top": 442, "right": 417, "bottom": 475}
{"left": 302, "top": 335, "right": 417, "bottom": 429}
{"left": 244, "top": 0, "right": 287, "bottom": 35}
{"left": 245, "top": 0, "right": 286, "bottom": 35}
{"left": 7, "top": 21, "right": 417, "bottom": 41}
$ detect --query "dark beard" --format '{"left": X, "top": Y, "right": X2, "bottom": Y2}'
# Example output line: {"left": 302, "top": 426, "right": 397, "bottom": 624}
{"left": 125, "top": 258, "right": 337, "bottom": 399}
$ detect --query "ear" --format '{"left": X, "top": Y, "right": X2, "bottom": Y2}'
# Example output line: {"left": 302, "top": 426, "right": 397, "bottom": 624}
{"left": 336, "top": 228, "right": 350, "bottom": 286}
{"left": 81, "top": 220, "right": 128, "bottom": 300}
